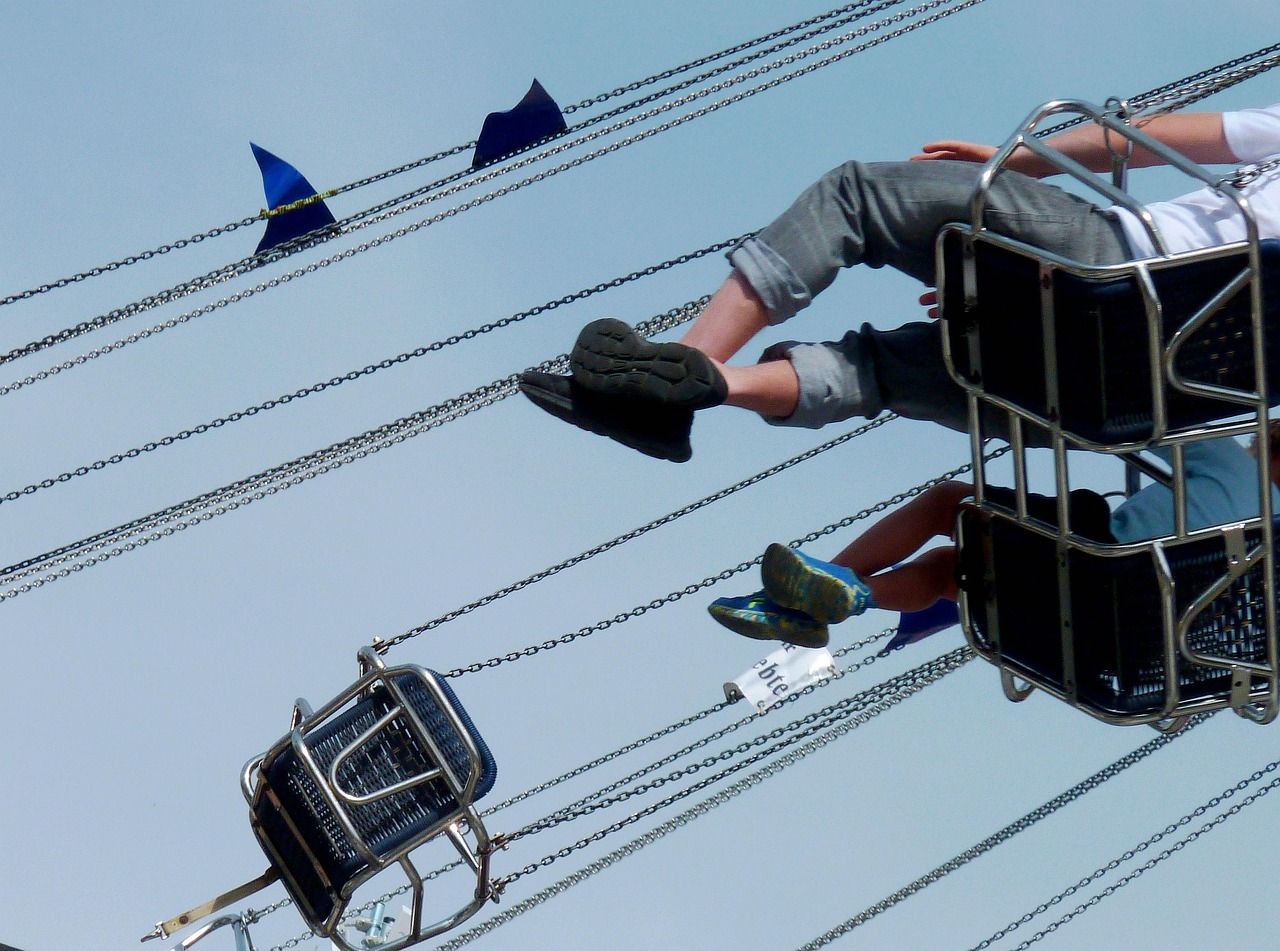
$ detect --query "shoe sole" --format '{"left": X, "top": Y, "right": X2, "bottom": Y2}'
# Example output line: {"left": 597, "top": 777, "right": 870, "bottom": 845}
{"left": 571, "top": 318, "right": 727, "bottom": 410}
{"left": 762, "top": 543, "right": 857, "bottom": 624}
{"left": 708, "top": 603, "right": 829, "bottom": 649}
{"left": 519, "top": 371, "right": 693, "bottom": 463}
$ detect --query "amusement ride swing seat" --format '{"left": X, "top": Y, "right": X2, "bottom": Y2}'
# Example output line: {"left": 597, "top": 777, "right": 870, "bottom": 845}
{"left": 940, "top": 98, "right": 1280, "bottom": 728}
{"left": 146, "top": 647, "right": 499, "bottom": 951}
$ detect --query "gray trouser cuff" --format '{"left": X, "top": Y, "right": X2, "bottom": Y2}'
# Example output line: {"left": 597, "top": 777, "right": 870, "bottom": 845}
{"left": 756, "top": 338, "right": 882, "bottom": 429}
{"left": 728, "top": 238, "right": 812, "bottom": 326}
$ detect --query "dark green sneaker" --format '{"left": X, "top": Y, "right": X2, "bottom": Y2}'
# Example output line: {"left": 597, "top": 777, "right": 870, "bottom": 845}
{"left": 570, "top": 318, "right": 728, "bottom": 410}
{"left": 519, "top": 370, "right": 694, "bottom": 463}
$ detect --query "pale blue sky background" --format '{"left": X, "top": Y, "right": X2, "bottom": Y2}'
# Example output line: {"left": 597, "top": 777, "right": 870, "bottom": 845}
{"left": 2, "top": 3, "right": 1279, "bottom": 950}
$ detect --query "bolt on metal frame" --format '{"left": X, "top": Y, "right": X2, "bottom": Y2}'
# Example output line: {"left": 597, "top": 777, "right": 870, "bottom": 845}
{"left": 939, "top": 98, "right": 1279, "bottom": 727}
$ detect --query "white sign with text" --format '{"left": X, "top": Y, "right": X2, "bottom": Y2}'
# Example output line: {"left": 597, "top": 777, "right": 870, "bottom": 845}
{"left": 725, "top": 643, "right": 837, "bottom": 712}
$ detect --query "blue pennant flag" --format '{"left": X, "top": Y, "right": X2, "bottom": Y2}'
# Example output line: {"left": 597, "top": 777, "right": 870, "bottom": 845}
{"left": 472, "top": 79, "right": 567, "bottom": 168}
{"left": 887, "top": 599, "right": 960, "bottom": 652}
{"left": 251, "top": 143, "right": 337, "bottom": 254}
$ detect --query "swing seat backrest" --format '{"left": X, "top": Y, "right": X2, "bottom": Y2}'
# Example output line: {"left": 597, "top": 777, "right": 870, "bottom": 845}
{"left": 940, "top": 232, "right": 1280, "bottom": 445}
{"left": 956, "top": 505, "right": 1276, "bottom": 721}
{"left": 249, "top": 668, "right": 497, "bottom": 932}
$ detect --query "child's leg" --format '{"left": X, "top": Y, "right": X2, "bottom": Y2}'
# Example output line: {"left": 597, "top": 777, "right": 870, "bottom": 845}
{"left": 833, "top": 480, "right": 972, "bottom": 577}
{"left": 763, "top": 481, "right": 972, "bottom": 622}
{"left": 859, "top": 547, "right": 958, "bottom": 612}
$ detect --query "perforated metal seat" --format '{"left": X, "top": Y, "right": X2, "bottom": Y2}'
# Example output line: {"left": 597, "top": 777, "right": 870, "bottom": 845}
{"left": 937, "top": 98, "right": 1280, "bottom": 728}
{"left": 940, "top": 232, "right": 1280, "bottom": 447}
{"left": 957, "top": 506, "right": 1278, "bottom": 723}
{"left": 243, "top": 649, "right": 498, "bottom": 948}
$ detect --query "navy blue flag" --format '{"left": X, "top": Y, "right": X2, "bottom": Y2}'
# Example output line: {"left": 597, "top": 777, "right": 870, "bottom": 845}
{"left": 251, "top": 143, "right": 337, "bottom": 254}
{"left": 472, "top": 79, "right": 567, "bottom": 168}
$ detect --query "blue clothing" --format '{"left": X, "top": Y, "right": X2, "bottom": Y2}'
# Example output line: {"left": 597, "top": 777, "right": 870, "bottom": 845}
{"left": 1109, "top": 438, "right": 1278, "bottom": 542}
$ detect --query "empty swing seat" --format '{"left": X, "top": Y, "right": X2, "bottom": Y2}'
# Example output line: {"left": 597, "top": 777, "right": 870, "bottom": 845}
{"left": 245, "top": 660, "right": 498, "bottom": 939}
{"left": 940, "top": 232, "right": 1280, "bottom": 446}
{"left": 957, "top": 506, "right": 1278, "bottom": 722}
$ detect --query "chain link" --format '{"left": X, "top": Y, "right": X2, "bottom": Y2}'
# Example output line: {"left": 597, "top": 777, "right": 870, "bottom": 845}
{"left": 442, "top": 454, "right": 984, "bottom": 677}
{"left": 502, "top": 630, "right": 902, "bottom": 845}
{"left": 792, "top": 714, "right": 1210, "bottom": 951}
{"left": 0, "top": 1, "right": 896, "bottom": 309}
{"left": 1035, "top": 46, "right": 1280, "bottom": 139}
{"left": 493, "top": 647, "right": 972, "bottom": 891}
{"left": 0, "top": 236, "right": 746, "bottom": 505}
{"left": 1, "top": 0, "right": 984, "bottom": 382}
{"left": 0, "top": 301, "right": 705, "bottom": 597}
{"left": 433, "top": 649, "right": 972, "bottom": 950}
{"left": 375, "top": 415, "right": 890, "bottom": 653}
{"left": 997, "top": 761, "right": 1280, "bottom": 951}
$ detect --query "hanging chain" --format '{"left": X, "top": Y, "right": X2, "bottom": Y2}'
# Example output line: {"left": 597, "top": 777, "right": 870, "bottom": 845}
{"left": 502, "top": 630, "right": 906, "bottom": 846}
{"left": 0, "top": 0, "right": 896, "bottom": 309}
{"left": 792, "top": 715, "right": 1210, "bottom": 951}
{"left": 493, "top": 647, "right": 972, "bottom": 891}
{"left": 0, "top": 300, "right": 706, "bottom": 597}
{"left": 433, "top": 649, "right": 972, "bottom": 951}
{"left": 993, "top": 761, "right": 1280, "bottom": 951}
{"left": 442, "top": 454, "right": 986, "bottom": 677}
{"left": 374, "top": 415, "right": 891, "bottom": 654}
{"left": 1035, "top": 44, "right": 1280, "bottom": 139}
{"left": 0, "top": 236, "right": 747, "bottom": 505}
{"left": 1, "top": 0, "right": 984, "bottom": 379}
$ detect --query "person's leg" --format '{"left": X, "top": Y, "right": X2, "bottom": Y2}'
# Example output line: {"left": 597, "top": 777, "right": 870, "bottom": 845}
{"left": 834, "top": 480, "right": 973, "bottom": 576}
{"left": 763, "top": 481, "right": 972, "bottom": 621}
{"left": 678, "top": 271, "right": 771, "bottom": 362}
{"left": 860, "top": 547, "right": 959, "bottom": 612}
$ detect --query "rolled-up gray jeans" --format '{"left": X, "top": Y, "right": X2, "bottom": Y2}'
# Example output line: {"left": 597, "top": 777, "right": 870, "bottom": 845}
{"left": 728, "top": 160, "right": 1133, "bottom": 431}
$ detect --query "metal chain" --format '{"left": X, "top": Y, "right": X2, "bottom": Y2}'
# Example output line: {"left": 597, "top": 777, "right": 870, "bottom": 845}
{"left": 0, "top": 236, "right": 746, "bottom": 505}
{"left": 998, "top": 763, "right": 1280, "bottom": 951}
{"left": 374, "top": 415, "right": 891, "bottom": 653}
{"left": 1035, "top": 45, "right": 1280, "bottom": 139}
{"left": 0, "top": 0, "right": 983, "bottom": 380}
{"left": 560, "top": 0, "right": 908, "bottom": 134}
{"left": 0, "top": 302, "right": 705, "bottom": 596}
{"left": 484, "top": 628, "right": 890, "bottom": 817}
{"left": 792, "top": 715, "right": 1209, "bottom": 951}
{"left": 433, "top": 649, "right": 973, "bottom": 950}
{"left": 503, "top": 630, "right": 902, "bottom": 844}
{"left": 969, "top": 758, "right": 1280, "bottom": 950}
{"left": 564, "top": 0, "right": 896, "bottom": 114}
{"left": 442, "top": 454, "right": 984, "bottom": 677}
{"left": 250, "top": 629, "right": 895, "bottom": 948}
{"left": 0, "top": 0, "right": 892, "bottom": 309}
{"left": 494, "top": 647, "right": 973, "bottom": 890}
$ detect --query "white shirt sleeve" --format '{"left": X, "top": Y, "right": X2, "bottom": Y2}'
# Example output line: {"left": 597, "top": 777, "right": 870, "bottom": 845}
{"left": 1224, "top": 103, "right": 1280, "bottom": 162}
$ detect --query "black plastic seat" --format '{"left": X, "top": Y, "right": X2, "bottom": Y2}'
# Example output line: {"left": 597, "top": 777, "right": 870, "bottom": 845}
{"left": 941, "top": 233, "right": 1280, "bottom": 445}
{"left": 957, "top": 506, "right": 1275, "bottom": 719}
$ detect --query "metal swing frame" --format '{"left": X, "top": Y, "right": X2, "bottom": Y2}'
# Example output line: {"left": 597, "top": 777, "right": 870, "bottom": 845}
{"left": 940, "top": 98, "right": 1280, "bottom": 727}
{"left": 239, "top": 647, "right": 497, "bottom": 950}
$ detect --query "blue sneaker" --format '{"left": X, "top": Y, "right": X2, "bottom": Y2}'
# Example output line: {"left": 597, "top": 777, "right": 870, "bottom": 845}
{"left": 761, "top": 543, "right": 874, "bottom": 624}
{"left": 708, "top": 591, "right": 828, "bottom": 649}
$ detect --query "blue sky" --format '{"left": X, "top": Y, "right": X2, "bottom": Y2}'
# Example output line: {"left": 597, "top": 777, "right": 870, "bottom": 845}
{"left": 2, "top": 3, "right": 1279, "bottom": 950}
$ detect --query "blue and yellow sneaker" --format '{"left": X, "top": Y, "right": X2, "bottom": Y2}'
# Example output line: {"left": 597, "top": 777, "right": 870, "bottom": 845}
{"left": 708, "top": 591, "right": 828, "bottom": 649}
{"left": 761, "top": 543, "right": 875, "bottom": 624}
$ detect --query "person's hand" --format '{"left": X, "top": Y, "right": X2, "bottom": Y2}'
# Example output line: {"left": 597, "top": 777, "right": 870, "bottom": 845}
{"left": 911, "top": 140, "right": 999, "bottom": 164}
{"left": 919, "top": 290, "right": 939, "bottom": 318}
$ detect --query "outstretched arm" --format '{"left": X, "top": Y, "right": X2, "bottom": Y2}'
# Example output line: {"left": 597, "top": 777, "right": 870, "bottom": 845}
{"left": 912, "top": 111, "right": 1236, "bottom": 178}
